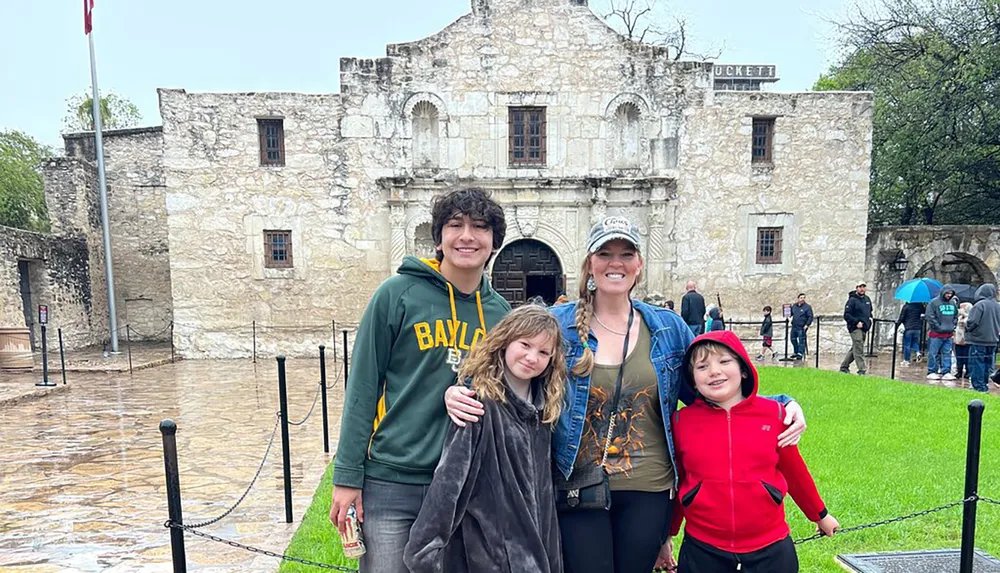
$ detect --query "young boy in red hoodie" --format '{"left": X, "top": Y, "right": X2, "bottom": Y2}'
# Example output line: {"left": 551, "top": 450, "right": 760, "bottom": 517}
{"left": 666, "top": 331, "right": 838, "bottom": 572}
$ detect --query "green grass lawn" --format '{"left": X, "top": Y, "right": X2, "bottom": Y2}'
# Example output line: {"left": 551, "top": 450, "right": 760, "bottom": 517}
{"left": 281, "top": 368, "right": 1000, "bottom": 572}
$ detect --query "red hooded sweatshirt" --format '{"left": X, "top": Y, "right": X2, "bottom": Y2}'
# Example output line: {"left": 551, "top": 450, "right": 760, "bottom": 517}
{"left": 670, "top": 331, "right": 828, "bottom": 553}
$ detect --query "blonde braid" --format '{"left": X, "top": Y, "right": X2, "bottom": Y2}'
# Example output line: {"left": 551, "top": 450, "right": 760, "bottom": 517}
{"left": 572, "top": 283, "right": 596, "bottom": 377}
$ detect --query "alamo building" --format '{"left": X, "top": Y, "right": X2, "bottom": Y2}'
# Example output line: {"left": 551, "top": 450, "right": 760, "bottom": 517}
{"left": 0, "top": 0, "right": 875, "bottom": 359}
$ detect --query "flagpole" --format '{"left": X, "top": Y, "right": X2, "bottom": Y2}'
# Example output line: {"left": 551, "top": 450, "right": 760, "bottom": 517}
{"left": 87, "top": 29, "right": 120, "bottom": 353}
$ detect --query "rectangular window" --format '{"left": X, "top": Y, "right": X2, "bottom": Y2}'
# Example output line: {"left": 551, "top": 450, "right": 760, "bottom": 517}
{"left": 264, "top": 230, "right": 293, "bottom": 268}
{"left": 508, "top": 107, "right": 547, "bottom": 166}
{"left": 258, "top": 119, "right": 285, "bottom": 166}
{"left": 756, "top": 227, "right": 783, "bottom": 264}
{"left": 751, "top": 117, "right": 774, "bottom": 164}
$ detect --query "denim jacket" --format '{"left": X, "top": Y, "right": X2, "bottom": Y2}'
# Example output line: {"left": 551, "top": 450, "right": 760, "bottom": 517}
{"left": 550, "top": 300, "right": 792, "bottom": 488}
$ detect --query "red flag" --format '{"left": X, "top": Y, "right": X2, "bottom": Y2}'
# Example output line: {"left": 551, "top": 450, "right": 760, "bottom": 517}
{"left": 84, "top": 0, "right": 94, "bottom": 34}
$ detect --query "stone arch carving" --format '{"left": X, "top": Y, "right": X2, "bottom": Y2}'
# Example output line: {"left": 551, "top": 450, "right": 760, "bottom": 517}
{"left": 412, "top": 222, "right": 436, "bottom": 259}
{"left": 406, "top": 209, "right": 433, "bottom": 254}
{"left": 411, "top": 101, "right": 440, "bottom": 168}
{"left": 403, "top": 93, "right": 450, "bottom": 129}
{"left": 613, "top": 102, "right": 641, "bottom": 168}
{"left": 604, "top": 93, "right": 650, "bottom": 119}
{"left": 913, "top": 252, "right": 997, "bottom": 287}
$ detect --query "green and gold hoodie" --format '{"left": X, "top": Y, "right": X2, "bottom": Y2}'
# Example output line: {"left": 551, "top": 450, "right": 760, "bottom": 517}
{"left": 332, "top": 255, "right": 511, "bottom": 488}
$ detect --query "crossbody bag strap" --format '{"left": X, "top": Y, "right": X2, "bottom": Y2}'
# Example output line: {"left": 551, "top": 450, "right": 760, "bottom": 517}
{"left": 599, "top": 304, "right": 635, "bottom": 469}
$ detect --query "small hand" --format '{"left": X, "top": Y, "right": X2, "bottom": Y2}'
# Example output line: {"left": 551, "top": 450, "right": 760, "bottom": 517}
{"left": 857, "top": 322, "right": 864, "bottom": 329}
{"left": 444, "top": 385, "right": 485, "bottom": 427}
{"left": 777, "top": 400, "right": 806, "bottom": 447}
{"left": 818, "top": 514, "right": 840, "bottom": 536}
{"left": 330, "top": 486, "right": 363, "bottom": 538}
{"left": 654, "top": 538, "right": 676, "bottom": 570}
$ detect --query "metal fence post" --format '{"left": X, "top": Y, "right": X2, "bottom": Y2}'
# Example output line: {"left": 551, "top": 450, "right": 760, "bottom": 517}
{"left": 890, "top": 323, "right": 900, "bottom": 380}
{"left": 815, "top": 317, "right": 821, "bottom": 369}
{"left": 58, "top": 327, "right": 67, "bottom": 385}
{"left": 36, "top": 324, "right": 54, "bottom": 387}
{"left": 331, "top": 320, "right": 337, "bottom": 362}
{"left": 960, "top": 400, "right": 985, "bottom": 573}
{"left": 252, "top": 320, "right": 257, "bottom": 364}
{"left": 783, "top": 318, "right": 790, "bottom": 360}
{"left": 170, "top": 321, "right": 175, "bottom": 363}
{"left": 159, "top": 419, "right": 187, "bottom": 573}
{"left": 320, "top": 345, "right": 330, "bottom": 454}
{"left": 276, "top": 356, "right": 293, "bottom": 523}
{"left": 342, "top": 329, "right": 350, "bottom": 389}
{"left": 126, "top": 324, "right": 133, "bottom": 374}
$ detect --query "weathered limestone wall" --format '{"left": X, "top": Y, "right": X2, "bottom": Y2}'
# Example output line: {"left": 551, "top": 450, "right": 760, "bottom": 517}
{"left": 42, "top": 158, "right": 110, "bottom": 350}
{"left": 156, "top": 0, "right": 873, "bottom": 358}
{"left": 64, "top": 128, "right": 173, "bottom": 340}
{"left": 673, "top": 91, "right": 873, "bottom": 320}
{"left": 159, "top": 90, "right": 358, "bottom": 358}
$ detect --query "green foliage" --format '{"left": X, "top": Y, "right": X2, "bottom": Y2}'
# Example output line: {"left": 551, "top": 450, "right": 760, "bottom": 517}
{"left": 816, "top": 0, "right": 1000, "bottom": 225}
{"left": 64, "top": 91, "right": 142, "bottom": 132}
{"left": 0, "top": 130, "right": 51, "bottom": 232}
{"left": 287, "top": 369, "right": 1000, "bottom": 573}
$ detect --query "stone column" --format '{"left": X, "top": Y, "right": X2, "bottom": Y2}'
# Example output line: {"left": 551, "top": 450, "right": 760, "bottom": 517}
{"left": 645, "top": 179, "right": 674, "bottom": 295}
{"left": 587, "top": 178, "right": 610, "bottom": 225}
{"left": 389, "top": 203, "right": 406, "bottom": 274}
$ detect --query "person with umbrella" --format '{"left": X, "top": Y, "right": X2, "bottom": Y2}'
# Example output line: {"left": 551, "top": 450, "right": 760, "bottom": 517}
{"left": 893, "top": 278, "right": 942, "bottom": 367}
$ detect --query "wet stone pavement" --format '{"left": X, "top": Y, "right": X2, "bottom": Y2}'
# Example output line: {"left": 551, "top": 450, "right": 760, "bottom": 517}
{"left": 0, "top": 357, "right": 345, "bottom": 572}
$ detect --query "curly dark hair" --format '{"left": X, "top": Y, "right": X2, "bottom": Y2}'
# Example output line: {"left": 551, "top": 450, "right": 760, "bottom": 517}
{"left": 430, "top": 188, "right": 507, "bottom": 262}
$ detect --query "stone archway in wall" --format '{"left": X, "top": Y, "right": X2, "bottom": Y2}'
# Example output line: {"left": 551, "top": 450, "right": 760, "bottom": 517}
{"left": 913, "top": 252, "right": 997, "bottom": 287}
{"left": 491, "top": 240, "right": 564, "bottom": 307}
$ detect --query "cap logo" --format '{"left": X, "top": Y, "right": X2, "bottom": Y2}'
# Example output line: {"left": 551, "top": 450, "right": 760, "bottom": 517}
{"left": 602, "top": 216, "right": 632, "bottom": 234}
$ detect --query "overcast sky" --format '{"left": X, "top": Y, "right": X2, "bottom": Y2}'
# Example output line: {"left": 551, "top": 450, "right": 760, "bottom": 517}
{"left": 1, "top": 0, "right": 853, "bottom": 148}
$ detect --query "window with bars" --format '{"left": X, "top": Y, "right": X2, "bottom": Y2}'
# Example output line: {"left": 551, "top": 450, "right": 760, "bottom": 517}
{"left": 751, "top": 117, "right": 774, "bottom": 164}
{"left": 508, "top": 107, "right": 547, "bottom": 166}
{"left": 258, "top": 119, "right": 285, "bottom": 166}
{"left": 756, "top": 227, "right": 783, "bottom": 264}
{"left": 264, "top": 230, "right": 293, "bottom": 268}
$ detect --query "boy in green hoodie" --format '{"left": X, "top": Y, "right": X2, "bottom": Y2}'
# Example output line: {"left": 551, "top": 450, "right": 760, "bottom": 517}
{"left": 330, "top": 188, "right": 511, "bottom": 573}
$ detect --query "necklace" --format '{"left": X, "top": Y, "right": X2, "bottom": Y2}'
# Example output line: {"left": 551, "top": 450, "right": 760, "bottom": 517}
{"left": 594, "top": 312, "right": 631, "bottom": 336}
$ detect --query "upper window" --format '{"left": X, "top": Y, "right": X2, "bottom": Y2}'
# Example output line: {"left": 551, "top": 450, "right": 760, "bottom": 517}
{"left": 509, "top": 107, "right": 547, "bottom": 166}
{"left": 258, "top": 119, "right": 285, "bottom": 166}
{"left": 264, "top": 230, "right": 293, "bottom": 268}
{"left": 751, "top": 117, "right": 774, "bottom": 164}
{"left": 756, "top": 227, "right": 783, "bottom": 264}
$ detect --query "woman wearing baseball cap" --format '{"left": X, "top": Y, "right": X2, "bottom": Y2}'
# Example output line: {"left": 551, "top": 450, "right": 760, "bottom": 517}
{"left": 447, "top": 216, "right": 808, "bottom": 572}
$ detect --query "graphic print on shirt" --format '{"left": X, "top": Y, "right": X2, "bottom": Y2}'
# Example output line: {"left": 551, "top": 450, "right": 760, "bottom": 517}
{"left": 580, "top": 385, "right": 657, "bottom": 476}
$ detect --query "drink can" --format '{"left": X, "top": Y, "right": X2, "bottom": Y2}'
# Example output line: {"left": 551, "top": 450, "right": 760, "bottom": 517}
{"left": 341, "top": 505, "right": 366, "bottom": 559}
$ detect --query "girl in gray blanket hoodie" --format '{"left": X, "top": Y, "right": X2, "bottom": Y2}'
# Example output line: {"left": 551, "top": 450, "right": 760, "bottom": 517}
{"left": 403, "top": 304, "right": 567, "bottom": 573}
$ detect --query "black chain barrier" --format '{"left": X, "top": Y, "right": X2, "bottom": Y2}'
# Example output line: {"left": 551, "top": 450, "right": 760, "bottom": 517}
{"left": 981, "top": 495, "right": 1000, "bottom": 505}
{"left": 289, "top": 368, "right": 343, "bottom": 427}
{"left": 793, "top": 495, "right": 978, "bottom": 545}
{"left": 125, "top": 320, "right": 175, "bottom": 339}
{"left": 183, "top": 412, "right": 282, "bottom": 530}
{"left": 164, "top": 521, "right": 360, "bottom": 571}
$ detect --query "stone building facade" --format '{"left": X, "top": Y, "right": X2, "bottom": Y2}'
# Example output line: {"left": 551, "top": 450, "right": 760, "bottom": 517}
{"left": 152, "top": 0, "right": 874, "bottom": 358}
{"left": 2, "top": 0, "right": 878, "bottom": 360}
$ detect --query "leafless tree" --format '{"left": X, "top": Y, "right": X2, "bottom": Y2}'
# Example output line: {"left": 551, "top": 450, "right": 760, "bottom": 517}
{"left": 597, "top": 0, "right": 722, "bottom": 60}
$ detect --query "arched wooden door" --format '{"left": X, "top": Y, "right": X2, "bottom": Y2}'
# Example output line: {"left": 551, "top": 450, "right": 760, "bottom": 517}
{"left": 491, "top": 239, "right": 564, "bottom": 306}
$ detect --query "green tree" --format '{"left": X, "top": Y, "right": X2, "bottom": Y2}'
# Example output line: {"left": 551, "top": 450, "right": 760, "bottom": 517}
{"left": 816, "top": 0, "right": 1000, "bottom": 226}
{"left": 64, "top": 91, "right": 142, "bottom": 132}
{"left": 0, "top": 130, "right": 52, "bottom": 233}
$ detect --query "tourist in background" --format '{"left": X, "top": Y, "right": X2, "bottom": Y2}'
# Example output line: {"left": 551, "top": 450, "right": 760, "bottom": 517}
{"left": 924, "top": 285, "right": 959, "bottom": 384}
{"left": 965, "top": 284, "right": 1000, "bottom": 393}
{"left": 840, "top": 282, "right": 873, "bottom": 376}
{"left": 790, "top": 294, "right": 814, "bottom": 360}
{"left": 953, "top": 302, "right": 972, "bottom": 380}
{"left": 681, "top": 281, "right": 706, "bottom": 335}
{"left": 896, "top": 301, "right": 926, "bottom": 367}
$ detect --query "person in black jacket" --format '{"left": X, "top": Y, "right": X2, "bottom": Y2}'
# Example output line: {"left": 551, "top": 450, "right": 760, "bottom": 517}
{"left": 404, "top": 305, "right": 565, "bottom": 573}
{"left": 790, "top": 294, "right": 814, "bottom": 360}
{"left": 681, "top": 281, "right": 706, "bottom": 335}
{"left": 839, "top": 282, "right": 873, "bottom": 375}
{"left": 896, "top": 302, "right": 926, "bottom": 367}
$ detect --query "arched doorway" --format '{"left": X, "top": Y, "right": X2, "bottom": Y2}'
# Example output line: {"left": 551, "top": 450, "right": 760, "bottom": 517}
{"left": 914, "top": 252, "right": 997, "bottom": 287}
{"left": 492, "top": 240, "right": 564, "bottom": 306}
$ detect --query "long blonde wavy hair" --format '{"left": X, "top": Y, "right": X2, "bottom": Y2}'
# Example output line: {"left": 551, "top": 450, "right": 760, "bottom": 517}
{"left": 457, "top": 304, "right": 567, "bottom": 425}
{"left": 571, "top": 249, "right": 644, "bottom": 378}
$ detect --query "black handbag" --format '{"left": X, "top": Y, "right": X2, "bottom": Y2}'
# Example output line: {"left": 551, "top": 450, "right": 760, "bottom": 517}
{"left": 555, "top": 308, "right": 634, "bottom": 512}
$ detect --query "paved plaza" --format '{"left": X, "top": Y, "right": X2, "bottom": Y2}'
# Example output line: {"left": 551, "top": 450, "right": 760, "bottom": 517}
{"left": 0, "top": 357, "right": 343, "bottom": 572}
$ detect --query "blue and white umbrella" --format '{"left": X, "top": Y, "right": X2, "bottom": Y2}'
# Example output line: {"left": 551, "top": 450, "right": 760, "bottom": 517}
{"left": 894, "top": 277, "right": 943, "bottom": 303}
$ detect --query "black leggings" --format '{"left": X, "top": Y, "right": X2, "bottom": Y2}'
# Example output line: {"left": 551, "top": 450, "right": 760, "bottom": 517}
{"left": 559, "top": 489, "right": 674, "bottom": 573}
{"left": 678, "top": 534, "right": 798, "bottom": 573}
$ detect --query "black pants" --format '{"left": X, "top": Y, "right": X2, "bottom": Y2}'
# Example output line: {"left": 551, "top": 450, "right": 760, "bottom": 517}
{"left": 559, "top": 489, "right": 673, "bottom": 573}
{"left": 678, "top": 534, "right": 798, "bottom": 573}
{"left": 955, "top": 344, "right": 970, "bottom": 377}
